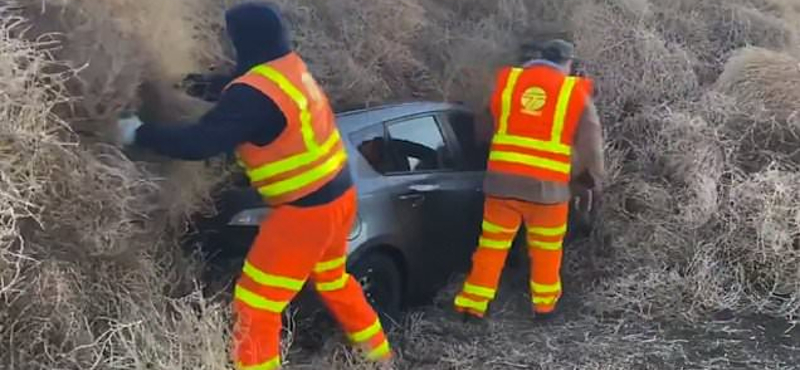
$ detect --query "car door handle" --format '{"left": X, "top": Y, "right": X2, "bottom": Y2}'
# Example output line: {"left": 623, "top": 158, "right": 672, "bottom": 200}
{"left": 409, "top": 184, "right": 439, "bottom": 192}
{"left": 398, "top": 193, "right": 425, "bottom": 201}
{"left": 398, "top": 192, "right": 426, "bottom": 208}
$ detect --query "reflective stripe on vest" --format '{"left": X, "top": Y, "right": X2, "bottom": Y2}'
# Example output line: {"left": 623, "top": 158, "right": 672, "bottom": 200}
{"left": 236, "top": 356, "right": 281, "bottom": 370}
{"left": 490, "top": 68, "right": 580, "bottom": 176}
{"left": 235, "top": 63, "right": 347, "bottom": 202}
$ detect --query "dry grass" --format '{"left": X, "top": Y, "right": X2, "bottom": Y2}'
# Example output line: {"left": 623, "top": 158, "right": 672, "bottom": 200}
{"left": 2, "top": 0, "right": 800, "bottom": 369}
{"left": 0, "top": 1, "right": 231, "bottom": 369}
{"left": 714, "top": 47, "right": 800, "bottom": 123}
{"left": 566, "top": 0, "right": 800, "bottom": 321}
{"left": 281, "top": 267, "right": 799, "bottom": 369}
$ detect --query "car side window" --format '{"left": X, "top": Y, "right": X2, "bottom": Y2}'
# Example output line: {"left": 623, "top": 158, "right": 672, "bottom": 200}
{"left": 386, "top": 115, "right": 455, "bottom": 173}
{"left": 351, "top": 124, "right": 396, "bottom": 174}
{"left": 443, "top": 110, "right": 487, "bottom": 171}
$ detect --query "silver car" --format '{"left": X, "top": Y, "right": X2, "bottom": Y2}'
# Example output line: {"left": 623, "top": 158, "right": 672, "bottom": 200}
{"left": 192, "top": 101, "right": 592, "bottom": 323}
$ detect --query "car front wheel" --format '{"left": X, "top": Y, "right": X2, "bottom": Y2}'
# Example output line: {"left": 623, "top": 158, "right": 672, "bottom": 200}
{"left": 349, "top": 252, "right": 403, "bottom": 329}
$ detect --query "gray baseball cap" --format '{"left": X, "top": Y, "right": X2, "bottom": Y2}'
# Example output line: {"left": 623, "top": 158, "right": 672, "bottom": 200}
{"left": 540, "top": 39, "right": 576, "bottom": 62}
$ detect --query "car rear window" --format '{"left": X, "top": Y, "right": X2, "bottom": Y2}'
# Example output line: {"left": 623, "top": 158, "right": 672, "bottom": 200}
{"left": 444, "top": 110, "right": 487, "bottom": 170}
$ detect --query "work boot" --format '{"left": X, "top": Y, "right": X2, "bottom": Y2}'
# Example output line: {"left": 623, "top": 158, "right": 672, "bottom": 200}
{"left": 450, "top": 305, "right": 485, "bottom": 323}
{"left": 533, "top": 310, "right": 558, "bottom": 321}
{"left": 532, "top": 291, "right": 563, "bottom": 321}
{"left": 375, "top": 357, "right": 396, "bottom": 370}
{"left": 532, "top": 303, "right": 562, "bottom": 321}
{"left": 457, "top": 309, "right": 491, "bottom": 333}
{"left": 444, "top": 307, "right": 468, "bottom": 323}
{"left": 461, "top": 310, "right": 484, "bottom": 323}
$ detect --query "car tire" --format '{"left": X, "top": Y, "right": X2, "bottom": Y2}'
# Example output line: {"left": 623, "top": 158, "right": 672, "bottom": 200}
{"left": 349, "top": 252, "right": 404, "bottom": 329}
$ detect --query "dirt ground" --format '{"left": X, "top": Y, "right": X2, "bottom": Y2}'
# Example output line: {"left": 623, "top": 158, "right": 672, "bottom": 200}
{"left": 206, "top": 249, "right": 799, "bottom": 370}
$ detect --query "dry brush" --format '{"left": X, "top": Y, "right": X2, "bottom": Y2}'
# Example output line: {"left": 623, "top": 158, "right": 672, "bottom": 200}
{"left": 1, "top": 0, "right": 800, "bottom": 369}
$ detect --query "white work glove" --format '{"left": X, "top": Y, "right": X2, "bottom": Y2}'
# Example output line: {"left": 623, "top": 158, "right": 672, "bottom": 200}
{"left": 116, "top": 115, "right": 143, "bottom": 146}
{"left": 573, "top": 188, "right": 593, "bottom": 213}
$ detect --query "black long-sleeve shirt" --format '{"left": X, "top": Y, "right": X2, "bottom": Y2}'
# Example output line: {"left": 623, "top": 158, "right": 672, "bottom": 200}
{"left": 133, "top": 2, "right": 353, "bottom": 207}
{"left": 135, "top": 84, "right": 285, "bottom": 159}
{"left": 134, "top": 83, "right": 353, "bottom": 207}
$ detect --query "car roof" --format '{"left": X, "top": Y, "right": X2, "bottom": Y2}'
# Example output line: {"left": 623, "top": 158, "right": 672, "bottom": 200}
{"left": 334, "top": 101, "right": 468, "bottom": 133}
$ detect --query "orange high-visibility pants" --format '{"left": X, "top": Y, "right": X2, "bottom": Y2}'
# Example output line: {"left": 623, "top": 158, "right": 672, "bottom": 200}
{"left": 231, "top": 188, "right": 392, "bottom": 370}
{"left": 454, "top": 196, "right": 569, "bottom": 317}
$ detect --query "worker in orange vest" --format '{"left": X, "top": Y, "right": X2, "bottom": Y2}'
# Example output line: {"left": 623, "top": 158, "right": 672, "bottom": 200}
{"left": 454, "top": 39, "right": 605, "bottom": 320}
{"left": 115, "top": 2, "right": 392, "bottom": 369}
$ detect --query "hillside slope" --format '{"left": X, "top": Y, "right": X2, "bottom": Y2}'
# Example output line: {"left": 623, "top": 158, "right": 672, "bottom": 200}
{"left": 1, "top": 0, "right": 799, "bottom": 369}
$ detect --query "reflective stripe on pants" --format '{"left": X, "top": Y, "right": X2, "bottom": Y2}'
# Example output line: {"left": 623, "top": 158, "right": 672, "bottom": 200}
{"left": 232, "top": 188, "right": 391, "bottom": 369}
{"left": 347, "top": 318, "right": 392, "bottom": 360}
{"left": 455, "top": 196, "right": 520, "bottom": 316}
{"left": 455, "top": 196, "right": 568, "bottom": 317}
{"left": 526, "top": 208, "right": 567, "bottom": 313}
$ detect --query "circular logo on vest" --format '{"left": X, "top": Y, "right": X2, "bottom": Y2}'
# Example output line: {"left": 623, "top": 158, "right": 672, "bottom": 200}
{"left": 520, "top": 86, "right": 547, "bottom": 115}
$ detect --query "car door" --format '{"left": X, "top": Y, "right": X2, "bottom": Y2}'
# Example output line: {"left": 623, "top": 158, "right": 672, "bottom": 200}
{"left": 434, "top": 109, "right": 488, "bottom": 274}
{"left": 347, "top": 122, "right": 426, "bottom": 257}
{"left": 382, "top": 114, "right": 466, "bottom": 297}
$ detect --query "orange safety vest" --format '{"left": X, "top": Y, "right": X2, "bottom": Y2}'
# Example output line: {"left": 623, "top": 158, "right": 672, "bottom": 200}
{"left": 487, "top": 64, "right": 593, "bottom": 183}
{"left": 226, "top": 52, "right": 348, "bottom": 206}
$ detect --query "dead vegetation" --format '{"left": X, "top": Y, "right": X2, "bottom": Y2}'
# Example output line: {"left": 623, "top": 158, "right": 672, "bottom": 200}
{"left": 1, "top": 0, "right": 800, "bottom": 369}
{"left": 1, "top": 1, "right": 231, "bottom": 369}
